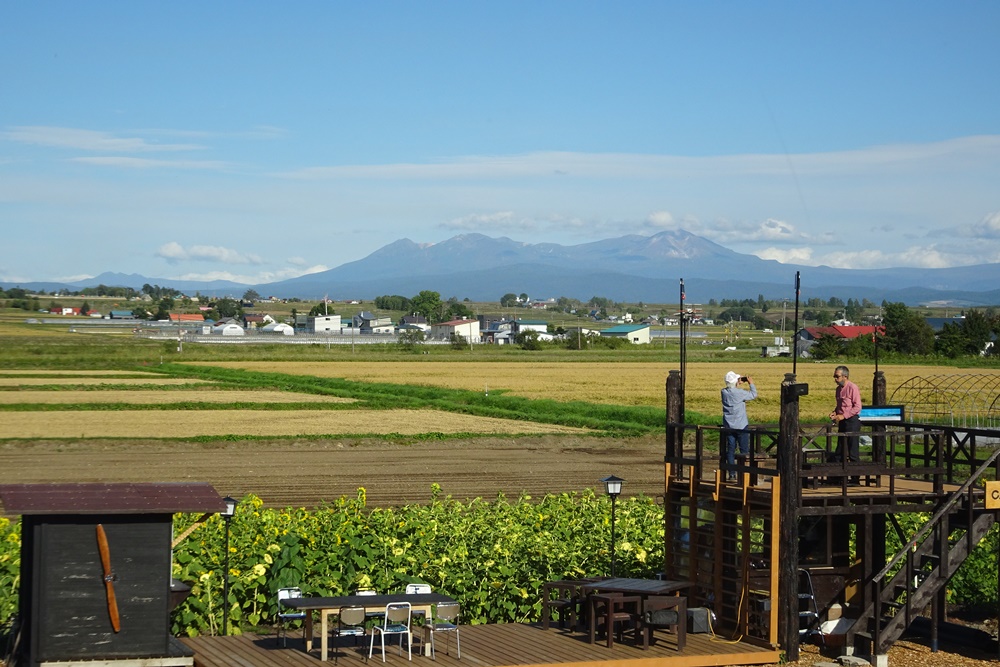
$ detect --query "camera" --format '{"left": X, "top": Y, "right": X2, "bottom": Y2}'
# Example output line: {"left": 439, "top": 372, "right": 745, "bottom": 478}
{"left": 740, "top": 376, "right": 748, "bottom": 383}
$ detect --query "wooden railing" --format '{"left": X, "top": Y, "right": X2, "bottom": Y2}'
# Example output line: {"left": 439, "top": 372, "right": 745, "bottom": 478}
{"left": 665, "top": 421, "right": 1000, "bottom": 490}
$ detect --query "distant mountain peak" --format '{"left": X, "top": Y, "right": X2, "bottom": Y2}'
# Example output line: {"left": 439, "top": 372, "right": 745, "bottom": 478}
{"left": 6, "top": 230, "right": 998, "bottom": 307}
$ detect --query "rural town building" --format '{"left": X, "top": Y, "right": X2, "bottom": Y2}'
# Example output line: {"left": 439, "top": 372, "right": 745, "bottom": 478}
{"left": 242, "top": 313, "right": 274, "bottom": 329}
{"left": 600, "top": 323, "right": 652, "bottom": 344}
{"left": 512, "top": 319, "right": 548, "bottom": 335}
{"left": 400, "top": 314, "right": 430, "bottom": 331}
{"left": 309, "top": 315, "right": 342, "bottom": 334}
{"left": 797, "top": 325, "right": 879, "bottom": 357}
{"left": 354, "top": 311, "right": 394, "bottom": 333}
{"left": 261, "top": 322, "right": 294, "bottom": 336}
{"left": 212, "top": 322, "right": 244, "bottom": 336}
{"left": 479, "top": 318, "right": 514, "bottom": 344}
{"left": 431, "top": 318, "right": 480, "bottom": 341}
{"left": 169, "top": 313, "right": 205, "bottom": 324}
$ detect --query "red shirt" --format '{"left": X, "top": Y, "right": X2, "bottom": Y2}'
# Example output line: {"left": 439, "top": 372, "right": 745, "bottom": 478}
{"left": 835, "top": 380, "right": 861, "bottom": 419}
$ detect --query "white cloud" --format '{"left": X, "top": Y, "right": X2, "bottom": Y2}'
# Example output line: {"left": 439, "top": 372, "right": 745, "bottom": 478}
{"left": 72, "top": 157, "right": 229, "bottom": 170}
{"left": 136, "top": 125, "right": 288, "bottom": 141}
{"left": 289, "top": 264, "right": 329, "bottom": 276}
{"left": 156, "top": 242, "right": 188, "bottom": 261}
{"left": 644, "top": 211, "right": 676, "bottom": 229}
{"left": 697, "top": 217, "right": 811, "bottom": 247}
{"left": 756, "top": 247, "right": 815, "bottom": 265}
{"left": 173, "top": 264, "right": 329, "bottom": 284}
{"left": 1, "top": 126, "right": 204, "bottom": 152}
{"left": 960, "top": 211, "right": 1000, "bottom": 239}
{"left": 891, "top": 246, "right": 975, "bottom": 269}
{"left": 757, "top": 244, "right": 994, "bottom": 270}
{"left": 440, "top": 211, "right": 537, "bottom": 233}
{"left": 53, "top": 273, "right": 97, "bottom": 283}
{"left": 756, "top": 218, "right": 800, "bottom": 241}
{"left": 156, "top": 242, "right": 264, "bottom": 265}
{"left": 275, "top": 136, "right": 1000, "bottom": 183}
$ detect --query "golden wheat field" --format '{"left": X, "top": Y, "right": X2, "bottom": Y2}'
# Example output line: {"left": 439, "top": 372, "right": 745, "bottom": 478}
{"left": 185, "top": 360, "right": 1000, "bottom": 423}
{"left": 2, "top": 362, "right": 996, "bottom": 440}
{"left": 0, "top": 377, "right": 208, "bottom": 386}
{"left": 0, "top": 408, "right": 589, "bottom": 438}
{"left": 0, "top": 390, "right": 356, "bottom": 405}
{"left": 0, "top": 369, "right": 163, "bottom": 376}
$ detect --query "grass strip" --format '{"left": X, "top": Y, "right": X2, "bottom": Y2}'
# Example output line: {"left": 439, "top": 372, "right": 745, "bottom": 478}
{"left": 154, "top": 363, "right": 666, "bottom": 434}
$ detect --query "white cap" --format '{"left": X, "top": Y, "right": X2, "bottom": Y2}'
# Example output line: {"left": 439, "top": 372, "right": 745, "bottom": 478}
{"left": 725, "top": 371, "right": 740, "bottom": 385}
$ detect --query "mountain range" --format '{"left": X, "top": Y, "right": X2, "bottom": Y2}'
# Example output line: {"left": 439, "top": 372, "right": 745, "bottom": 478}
{"left": 6, "top": 230, "right": 1000, "bottom": 306}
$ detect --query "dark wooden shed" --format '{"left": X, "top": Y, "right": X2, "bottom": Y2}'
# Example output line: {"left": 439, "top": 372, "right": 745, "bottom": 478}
{"left": 0, "top": 482, "right": 225, "bottom": 667}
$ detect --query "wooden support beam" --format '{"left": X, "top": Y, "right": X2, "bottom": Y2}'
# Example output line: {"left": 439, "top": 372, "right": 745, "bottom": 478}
{"left": 172, "top": 513, "right": 213, "bottom": 549}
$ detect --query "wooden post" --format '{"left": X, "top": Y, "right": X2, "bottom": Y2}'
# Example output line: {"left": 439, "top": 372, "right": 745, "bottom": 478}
{"left": 666, "top": 370, "right": 682, "bottom": 469}
{"left": 778, "top": 372, "right": 806, "bottom": 661}
{"left": 871, "top": 369, "right": 887, "bottom": 616}
{"left": 665, "top": 369, "right": 683, "bottom": 578}
{"left": 872, "top": 370, "right": 886, "bottom": 406}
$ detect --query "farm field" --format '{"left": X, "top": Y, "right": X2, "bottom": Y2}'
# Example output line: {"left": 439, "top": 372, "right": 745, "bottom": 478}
{"left": 0, "top": 369, "right": 163, "bottom": 375}
{"left": 2, "top": 359, "right": 997, "bottom": 511}
{"left": 0, "top": 377, "right": 208, "bottom": 386}
{"left": 182, "top": 360, "right": 1000, "bottom": 423}
{"left": 0, "top": 389, "right": 357, "bottom": 404}
{"left": 0, "top": 408, "right": 589, "bottom": 438}
{"left": 0, "top": 364, "right": 637, "bottom": 509}
{"left": 0, "top": 434, "right": 663, "bottom": 509}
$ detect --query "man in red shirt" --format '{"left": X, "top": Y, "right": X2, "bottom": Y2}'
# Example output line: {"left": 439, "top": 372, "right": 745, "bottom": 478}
{"left": 829, "top": 365, "right": 862, "bottom": 463}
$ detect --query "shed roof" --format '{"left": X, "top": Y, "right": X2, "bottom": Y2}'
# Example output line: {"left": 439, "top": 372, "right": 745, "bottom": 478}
{"left": 0, "top": 482, "right": 226, "bottom": 515}
{"left": 602, "top": 324, "right": 650, "bottom": 334}
{"left": 802, "top": 325, "right": 880, "bottom": 340}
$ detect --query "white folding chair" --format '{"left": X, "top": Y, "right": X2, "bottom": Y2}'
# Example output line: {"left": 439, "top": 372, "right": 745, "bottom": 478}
{"left": 276, "top": 587, "right": 307, "bottom": 647}
{"left": 369, "top": 602, "right": 412, "bottom": 662}
{"left": 405, "top": 583, "right": 432, "bottom": 595}
{"left": 425, "top": 601, "right": 461, "bottom": 660}
{"left": 356, "top": 588, "right": 384, "bottom": 625}
{"left": 332, "top": 605, "right": 367, "bottom": 663}
{"left": 405, "top": 583, "right": 433, "bottom": 627}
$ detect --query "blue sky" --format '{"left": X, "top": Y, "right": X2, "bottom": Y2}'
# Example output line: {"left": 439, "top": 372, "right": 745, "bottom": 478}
{"left": 2, "top": 2, "right": 999, "bottom": 285}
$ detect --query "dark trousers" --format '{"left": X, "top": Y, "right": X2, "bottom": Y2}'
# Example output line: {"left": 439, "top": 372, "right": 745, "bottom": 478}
{"left": 833, "top": 415, "right": 861, "bottom": 463}
{"left": 725, "top": 429, "right": 750, "bottom": 466}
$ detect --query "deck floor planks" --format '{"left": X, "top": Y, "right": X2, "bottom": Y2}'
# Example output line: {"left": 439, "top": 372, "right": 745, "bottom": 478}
{"left": 181, "top": 625, "right": 779, "bottom": 667}
{"left": 193, "top": 636, "right": 258, "bottom": 667}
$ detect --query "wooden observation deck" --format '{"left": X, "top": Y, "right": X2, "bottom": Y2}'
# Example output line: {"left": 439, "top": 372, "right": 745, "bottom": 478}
{"left": 662, "top": 369, "right": 1000, "bottom": 664}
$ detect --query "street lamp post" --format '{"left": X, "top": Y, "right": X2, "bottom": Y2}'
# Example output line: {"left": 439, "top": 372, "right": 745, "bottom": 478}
{"left": 600, "top": 476, "right": 625, "bottom": 578}
{"left": 221, "top": 495, "right": 238, "bottom": 636}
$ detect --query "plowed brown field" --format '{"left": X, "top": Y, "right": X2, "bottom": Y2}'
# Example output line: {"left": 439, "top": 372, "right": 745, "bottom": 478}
{"left": 0, "top": 434, "right": 664, "bottom": 510}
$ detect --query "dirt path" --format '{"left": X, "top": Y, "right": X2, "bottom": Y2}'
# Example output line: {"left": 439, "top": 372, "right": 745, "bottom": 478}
{"left": 0, "top": 435, "right": 667, "bottom": 510}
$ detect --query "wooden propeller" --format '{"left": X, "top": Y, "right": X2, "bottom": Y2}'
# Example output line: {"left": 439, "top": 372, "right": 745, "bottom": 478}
{"left": 96, "top": 524, "right": 121, "bottom": 633}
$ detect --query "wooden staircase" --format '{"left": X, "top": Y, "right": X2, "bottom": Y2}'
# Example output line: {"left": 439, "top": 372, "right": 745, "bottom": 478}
{"left": 850, "top": 450, "right": 1000, "bottom": 655}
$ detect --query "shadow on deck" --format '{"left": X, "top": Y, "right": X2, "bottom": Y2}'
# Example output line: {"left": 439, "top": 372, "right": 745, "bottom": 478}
{"left": 180, "top": 624, "right": 781, "bottom": 667}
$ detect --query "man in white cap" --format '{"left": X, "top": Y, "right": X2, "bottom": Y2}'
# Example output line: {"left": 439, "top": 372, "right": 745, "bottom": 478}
{"left": 721, "top": 370, "right": 757, "bottom": 481}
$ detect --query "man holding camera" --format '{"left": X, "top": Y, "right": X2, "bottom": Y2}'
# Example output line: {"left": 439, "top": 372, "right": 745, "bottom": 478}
{"left": 721, "top": 371, "right": 757, "bottom": 482}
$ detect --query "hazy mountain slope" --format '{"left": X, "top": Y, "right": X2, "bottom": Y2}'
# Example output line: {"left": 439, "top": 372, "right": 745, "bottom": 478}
{"left": 5, "top": 230, "right": 999, "bottom": 305}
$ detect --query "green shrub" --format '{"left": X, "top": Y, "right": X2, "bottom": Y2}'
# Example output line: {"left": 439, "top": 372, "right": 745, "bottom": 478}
{"left": 3, "top": 492, "right": 999, "bottom": 635}
{"left": 0, "top": 489, "right": 665, "bottom": 636}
